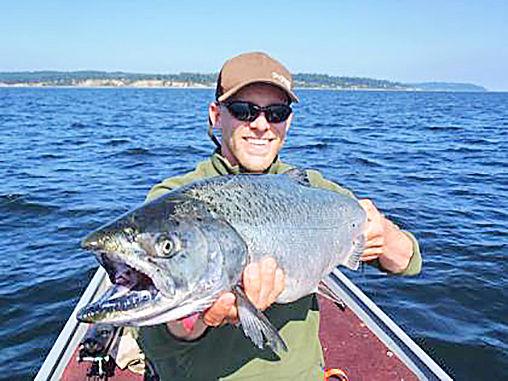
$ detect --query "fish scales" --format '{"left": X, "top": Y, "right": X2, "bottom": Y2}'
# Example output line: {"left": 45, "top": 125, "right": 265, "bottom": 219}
{"left": 78, "top": 171, "right": 366, "bottom": 351}
{"left": 177, "top": 174, "right": 365, "bottom": 302}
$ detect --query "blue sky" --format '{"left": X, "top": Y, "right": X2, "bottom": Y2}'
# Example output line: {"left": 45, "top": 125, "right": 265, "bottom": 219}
{"left": 1, "top": 0, "right": 507, "bottom": 90}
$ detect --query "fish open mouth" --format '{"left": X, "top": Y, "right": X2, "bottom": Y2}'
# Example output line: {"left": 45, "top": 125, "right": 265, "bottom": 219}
{"left": 77, "top": 250, "right": 205, "bottom": 328}
{"left": 100, "top": 253, "right": 157, "bottom": 293}
{"left": 77, "top": 253, "right": 162, "bottom": 323}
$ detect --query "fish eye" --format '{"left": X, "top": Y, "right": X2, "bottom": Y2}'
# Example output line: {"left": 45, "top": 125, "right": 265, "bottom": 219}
{"left": 156, "top": 234, "right": 182, "bottom": 258}
{"left": 160, "top": 239, "right": 174, "bottom": 255}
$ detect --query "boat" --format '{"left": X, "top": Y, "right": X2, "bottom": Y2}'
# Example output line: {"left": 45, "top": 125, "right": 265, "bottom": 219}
{"left": 35, "top": 267, "right": 452, "bottom": 380}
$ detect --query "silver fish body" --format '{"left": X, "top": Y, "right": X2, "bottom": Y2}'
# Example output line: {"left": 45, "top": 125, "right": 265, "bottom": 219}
{"left": 182, "top": 172, "right": 365, "bottom": 302}
{"left": 78, "top": 170, "right": 366, "bottom": 351}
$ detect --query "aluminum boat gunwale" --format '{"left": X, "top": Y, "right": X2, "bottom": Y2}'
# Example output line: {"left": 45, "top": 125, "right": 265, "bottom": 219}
{"left": 35, "top": 267, "right": 452, "bottom": 380}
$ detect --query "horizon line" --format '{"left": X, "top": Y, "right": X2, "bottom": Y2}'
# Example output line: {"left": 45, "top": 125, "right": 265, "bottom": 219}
{"left": 0, "top": 69, "right": 489, "bottom": 89}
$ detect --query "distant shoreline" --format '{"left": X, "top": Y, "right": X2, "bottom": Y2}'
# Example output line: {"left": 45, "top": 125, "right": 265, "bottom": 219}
{"left": 0, "top": 81, "right": 410, "bottom": 91}
{"left": 0, "top": 84, "right": 496, "bottom": 93}
{"left": 0, "top": 83, "right": 410, "bottom": 91}
{"left": 0, "top": 71, "right": 488, "bottom": 92}
{"left": 0, "top": 83, "right": 214, "bottom": 90}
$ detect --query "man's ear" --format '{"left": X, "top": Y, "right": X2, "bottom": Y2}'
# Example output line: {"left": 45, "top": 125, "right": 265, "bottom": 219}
{"left": 209, "top": 102, "right": 221, "bottom": 129}
{"left": 208, "top": 102, "right": 222, "bottom": 148}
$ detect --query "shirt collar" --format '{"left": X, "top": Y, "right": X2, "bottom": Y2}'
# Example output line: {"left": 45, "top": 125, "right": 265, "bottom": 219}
{"left": 210, "top": 150, "right": 285, "bottom": 175}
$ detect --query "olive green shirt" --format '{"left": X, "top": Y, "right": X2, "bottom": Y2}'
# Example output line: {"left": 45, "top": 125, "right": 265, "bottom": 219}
{"left": 138, "top": 152, "right": 422, "bottom": 380}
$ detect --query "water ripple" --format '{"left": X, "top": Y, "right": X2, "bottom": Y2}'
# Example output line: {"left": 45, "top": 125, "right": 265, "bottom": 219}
{"left": 1, "top": 88, "right": 507, "bottom": 380}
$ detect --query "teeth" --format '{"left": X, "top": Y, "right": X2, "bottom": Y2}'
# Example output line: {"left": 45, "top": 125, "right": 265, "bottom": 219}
{"left": 246, "top": 138, "right": 269, "bottom": 145}
{"left": 109, "top": 284, "right": 131, "bottom": 299}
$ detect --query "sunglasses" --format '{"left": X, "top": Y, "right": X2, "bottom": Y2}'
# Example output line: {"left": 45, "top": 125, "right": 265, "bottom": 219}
{"left": 223, "top": 101, "right": 292, "bottom": 123}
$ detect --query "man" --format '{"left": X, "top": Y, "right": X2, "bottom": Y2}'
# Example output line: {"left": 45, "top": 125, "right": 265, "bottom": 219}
{"left": 137, "top": 52, "right": 422, "bottom": 380}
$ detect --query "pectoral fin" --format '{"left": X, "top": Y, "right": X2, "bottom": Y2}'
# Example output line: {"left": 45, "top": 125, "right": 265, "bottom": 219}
{"left": 233, "top": 286, "right": 287, "bottom": 354}
{"left": 318, "top": 279, "right": 346, "bottom": 310}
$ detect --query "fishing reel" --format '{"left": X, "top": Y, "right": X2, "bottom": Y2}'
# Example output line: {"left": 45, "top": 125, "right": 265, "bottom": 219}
{"left": 78, "top": 324, "right": 120, "bottom": 380}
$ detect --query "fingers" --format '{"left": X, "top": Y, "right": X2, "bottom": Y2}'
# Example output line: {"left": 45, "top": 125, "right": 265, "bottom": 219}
{"left": 359, "top": 199, "right": 386, "bottom": 262}
{"left": 359, "top": 199, "right": 376, "bottom": 214}
{"left": 244, "top": 257, "right": 285, "bottom": 311}
{"left": 257, "top": 258, "right": 276, "bottom": 309}
{"left": 203, "top": 292, "right": 238, "bottom": 327}
{"left": 359, "top": 199, "right": 384, "bottom": 236}
{"left": 364, "top": 235, "right": 384, "bottom": 247}
{"left": 269, "top": 268, "right": 285, "bottom": 305}
{"left": 203, "top": 257, "right": 285, "bottom": 329}
{"left": 244, "top": 262, "right": 261, "bottom": 306}
{"left": 361, "top": 246, "right": 383, "bottom": 262}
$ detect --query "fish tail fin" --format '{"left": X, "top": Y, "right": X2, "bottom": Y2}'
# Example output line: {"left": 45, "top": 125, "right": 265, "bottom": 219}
{"left": 234, "top": 286, "right": 288, "bottom": 354}
{"left": 345, "top": 233, "right": 364, "bottom": 270}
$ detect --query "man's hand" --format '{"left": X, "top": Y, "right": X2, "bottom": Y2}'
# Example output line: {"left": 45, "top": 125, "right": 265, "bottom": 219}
{"left": 203, "top": 257, "right": 285, "bottom": 327}
{"left": 166, "top": 257, "right": 285, "bottom": 339}
{"left": 359, "top": 199, "right": 413, "bottom": 273}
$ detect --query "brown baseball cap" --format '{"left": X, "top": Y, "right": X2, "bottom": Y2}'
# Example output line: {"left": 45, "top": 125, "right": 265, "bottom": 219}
{"left": 215, "top": 52, "right": 299, "bottom": 103}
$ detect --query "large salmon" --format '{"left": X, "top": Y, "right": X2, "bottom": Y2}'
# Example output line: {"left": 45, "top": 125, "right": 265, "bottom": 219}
{"left": 78, "top": 170, "right": 366, "bottom": 352}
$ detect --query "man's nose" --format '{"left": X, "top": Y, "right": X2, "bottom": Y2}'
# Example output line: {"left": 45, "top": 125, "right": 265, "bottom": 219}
{"left": 250, "top": 112, "right": 270, "bottom": 131}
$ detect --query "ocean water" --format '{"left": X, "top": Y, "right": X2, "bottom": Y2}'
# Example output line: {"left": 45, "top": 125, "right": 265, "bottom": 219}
{"left": 0, "top": 88, "right": 506, "bottom": 380}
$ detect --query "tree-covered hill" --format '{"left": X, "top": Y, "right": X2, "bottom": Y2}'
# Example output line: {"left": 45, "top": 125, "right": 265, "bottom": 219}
{"left": 0, "top": 71, "right": 487, "bottom": 91}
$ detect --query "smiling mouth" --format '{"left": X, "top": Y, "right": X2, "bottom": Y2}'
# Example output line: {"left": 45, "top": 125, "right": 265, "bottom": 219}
{"left": 243, "top": 137, "right": 275, "bottom": 146}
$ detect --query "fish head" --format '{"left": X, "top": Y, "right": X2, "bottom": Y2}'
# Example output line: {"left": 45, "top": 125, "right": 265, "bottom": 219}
{"left": 78, "top": 196, "right": 248, "bottom": 326}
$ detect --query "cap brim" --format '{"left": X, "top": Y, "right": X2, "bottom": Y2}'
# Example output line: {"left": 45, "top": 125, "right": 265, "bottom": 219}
{"left": 217, "top": 79, "right": 299, "bottom": 103}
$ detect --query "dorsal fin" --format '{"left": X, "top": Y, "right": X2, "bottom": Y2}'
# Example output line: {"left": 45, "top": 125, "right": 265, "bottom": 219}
{"left": 283, "top": 168, "right": 312, "bottom": 186}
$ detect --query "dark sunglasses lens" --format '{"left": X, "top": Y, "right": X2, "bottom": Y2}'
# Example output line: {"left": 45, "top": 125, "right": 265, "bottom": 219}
{"left": 226, "top": 102, "right": 291, "bottom": 123}
{"left": 226, "top": 102, "right": 256, "bottom": 121}
{"left": 266, "top": 105, "right": 292, "bottom": 123}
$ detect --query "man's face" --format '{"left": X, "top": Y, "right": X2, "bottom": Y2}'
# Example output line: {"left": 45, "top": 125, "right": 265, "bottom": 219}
{"left": 210, "top": 83, "right": 293, "bottom": 173}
